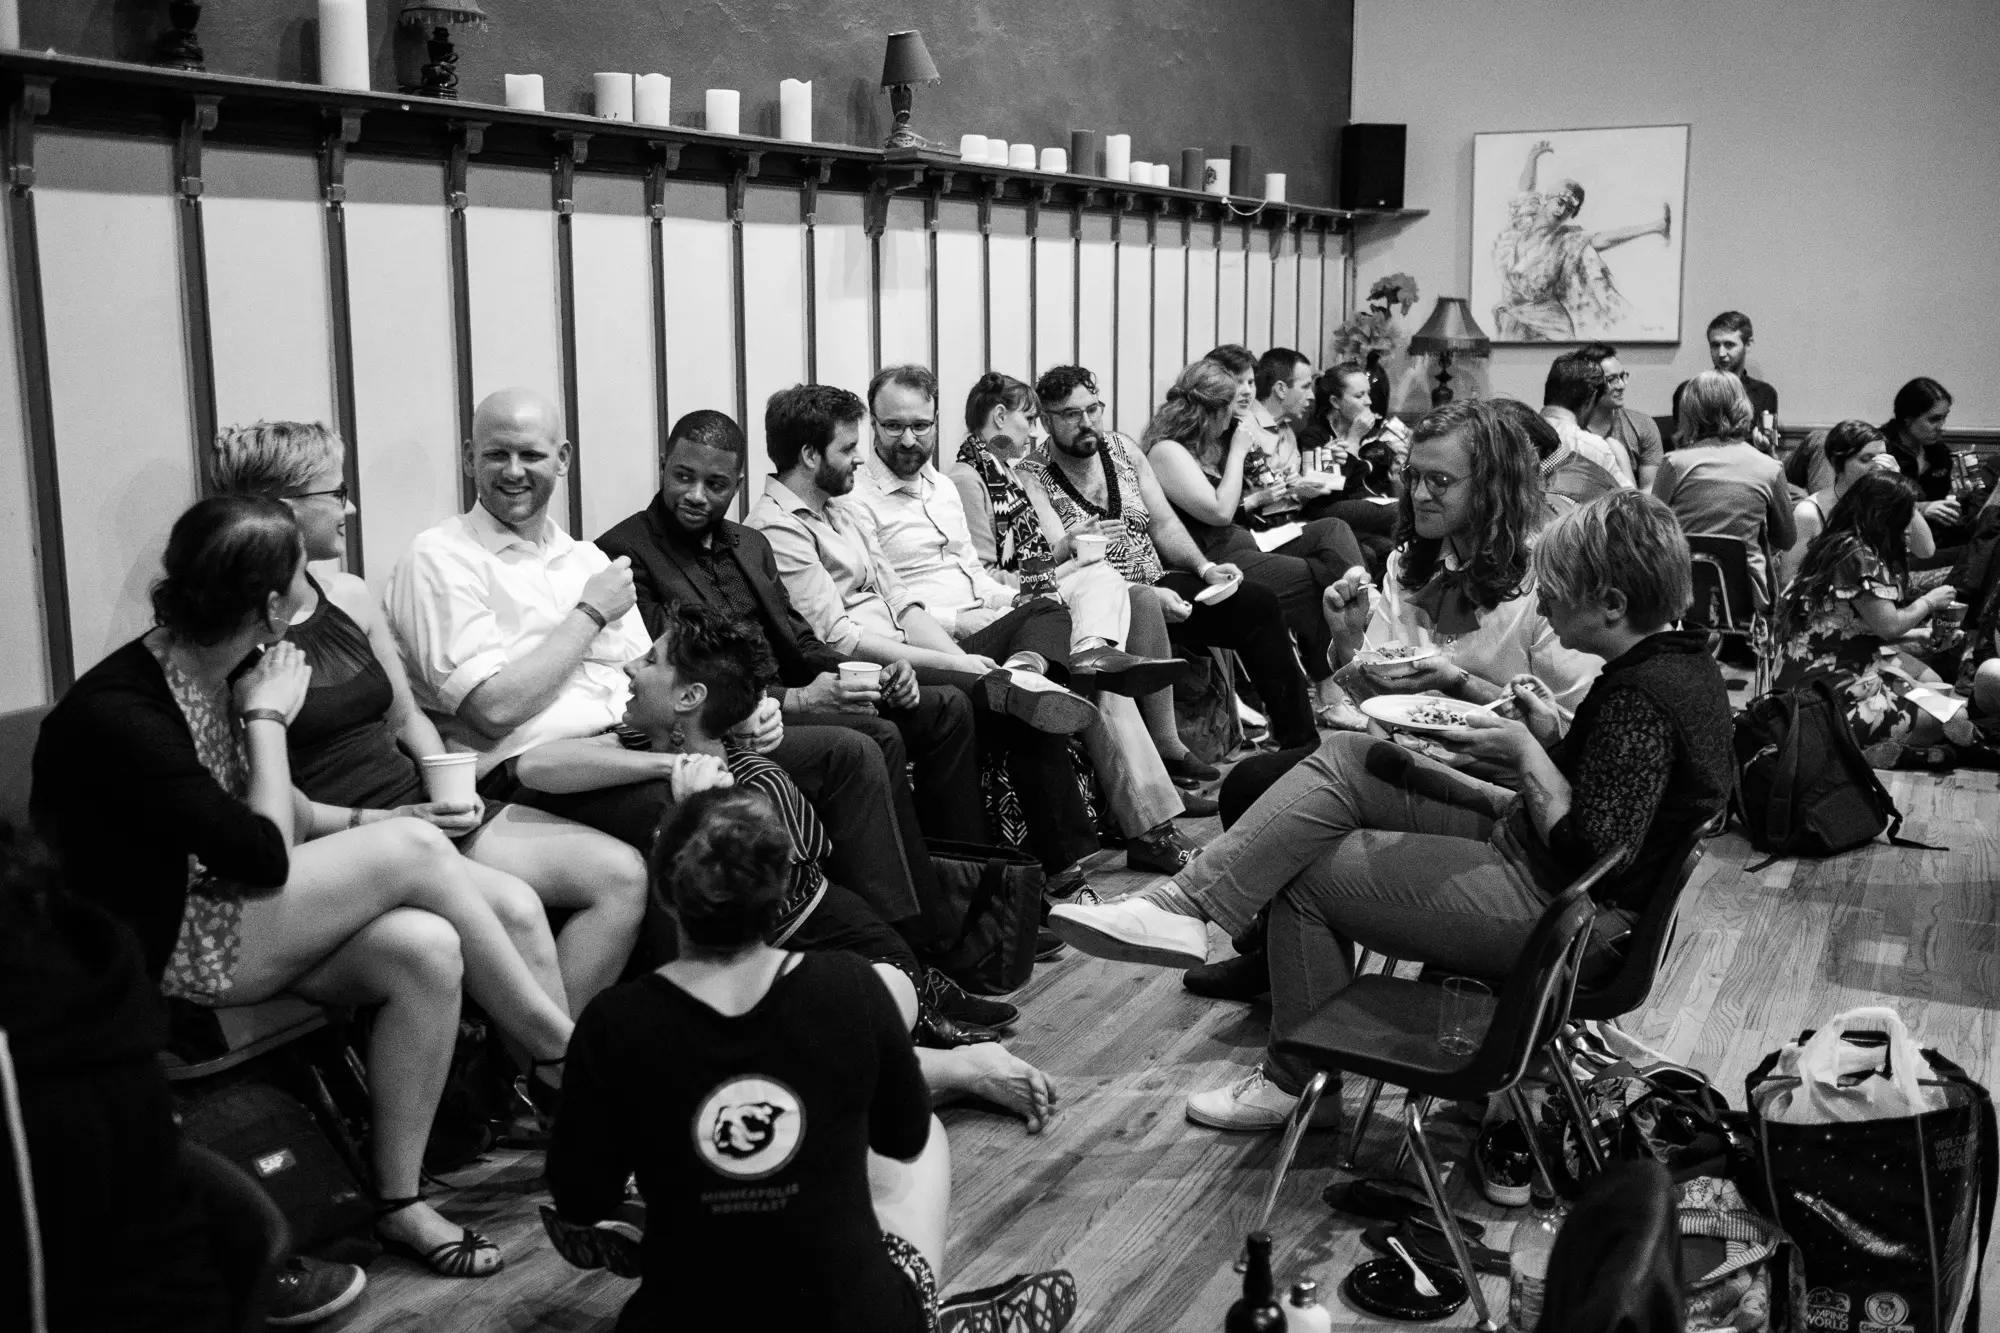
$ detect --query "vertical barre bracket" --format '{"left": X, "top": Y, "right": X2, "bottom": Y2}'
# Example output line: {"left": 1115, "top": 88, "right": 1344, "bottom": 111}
{"left": 6, "top": 77, "right": 52, "bottom": 190}
{"left": 800, "top": 154, "right": 832, "bottom": 225}
{"left": 552, "top": 131, "right": 590, "bottom": 215}
{"left": 318, "top": 108, "right": 364, "bottom": 205}
{"left": 727, "top": 149, "right": 763, "bottom": 222}
{"left": 1024, "top": 181, "right": 1052, "bottom": 237}
{"left": 445, "top": 120, "right": 486, "bottom": 211}
{"left": 644, "top": 141, "right": 680, "bottom": 219}
{"left": 175, "top": 95, "right": 220, "bottom": 198}
{"left": 976, "top": 175, "right": 1001, "bottom": 235}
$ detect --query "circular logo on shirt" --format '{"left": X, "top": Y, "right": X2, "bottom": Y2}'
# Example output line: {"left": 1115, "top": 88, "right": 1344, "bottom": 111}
{"left": 691, "top": 1075, "right": 806, "bottom": 1181}
{"left": 1865, "top": 1293, "right": 1910, "bottom": 1327}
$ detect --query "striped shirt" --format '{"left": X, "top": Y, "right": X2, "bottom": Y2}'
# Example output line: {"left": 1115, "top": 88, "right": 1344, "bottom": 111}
{"left": 724, "top": 746, "right": 830, "bottom": 943}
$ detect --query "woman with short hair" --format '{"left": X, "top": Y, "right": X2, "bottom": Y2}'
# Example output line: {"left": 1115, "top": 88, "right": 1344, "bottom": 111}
{"left": 1651, "top": 370, "right": 1796, "bottom": 615}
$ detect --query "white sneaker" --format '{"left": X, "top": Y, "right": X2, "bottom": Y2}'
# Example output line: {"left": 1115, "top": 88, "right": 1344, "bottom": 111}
{"left": 1046, "top": 897, "right": 1210, "bottom": 967}
{"left": 1186, "top": 1067, "right": 1341, "bottom": 1132}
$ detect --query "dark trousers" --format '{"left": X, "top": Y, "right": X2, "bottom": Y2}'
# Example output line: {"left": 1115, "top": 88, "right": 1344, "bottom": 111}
{"left": 1304, "top": 495, "right": 1398, "bottom": 582}
{"left": 480, "top": 765, "right": 673, "bottom": 853}
{"left": 1160, "top": 572, "right": 1319, "bottom": 750}
{"left": 958, "top": 596, "right": 1075, "bottom": 670}
{"left": 1218, "top": 517, "right": 1364, "bottom": 684}
{"left": 784, "top": 881, "right": 924, "bottom": 994}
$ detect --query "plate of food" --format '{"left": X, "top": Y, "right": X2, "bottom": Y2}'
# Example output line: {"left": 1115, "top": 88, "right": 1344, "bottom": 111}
{"left": 1360, "top": 641, "right": 1441, "bottom": 677}
{"left": 1360, "top": 694, "right": 1482, "bottom": 735}
{"left": 1194, "top": 576, "right": 1242, "bottom": 605}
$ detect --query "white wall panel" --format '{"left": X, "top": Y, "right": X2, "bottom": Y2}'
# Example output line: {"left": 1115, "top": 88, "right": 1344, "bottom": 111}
{"left": 1114, "top": 229, "right": 1153, "bottom": 437}
{"left": 1273, "top": 231, "right": 1300, "bottom": 354}
{"left": 0, "top": 213, "right": 50, "bottom": 705}
{"left": 814, "top": 194, "right": 873, "bottom": 396}
{"left": 465, "top": 166, "right": 566, "bottom": 529}
{"left": 1215, "top": 226, "right": 1247, "bottom": 348}
{"left": 38, "top": 133, "right": 197, "bottom": 671}
{"left": 1185, "top": 227, "right": 1217, "bottom": 364}
{"left": 573, "top": 174, "right": 658, "bottom": 539}
{"left": 1076, "top": 217, "right": 1114, "bottom": 420}
{"left": 204, "top": 148, "right": 335, "bottom": 435}
{"left": 1033, "top": 227, "right": 1074, "bottom": 376}
{"left": 933, "top": 201, "right": 982, "bottom": 416}
{"left": 741, "top": 187, "right": 808, "bottom": 487}
{"left": 988, "top": 207, "right": 1031, "bottom": 384}
{"left": 1299, "top": 234, "right": 1326, "bottom": 366}
{"left": 658, "top": 183, "right": 738, "bottom": 501}
{"left": 878, "top": 197, "right": 929, "bottom": 370}
{"left": 345, "top": 159, "right": 459, "bottom": 596}
{"left": 1151, "top": 227, "right": 1188, "bottom": 407}
{"left": 1247, "top": 229, "right": 1274, "bottom": 353}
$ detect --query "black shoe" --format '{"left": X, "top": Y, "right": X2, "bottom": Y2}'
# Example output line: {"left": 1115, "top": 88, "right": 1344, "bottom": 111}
{"left": 979, "top": 668, "right": 1099, "bottom": 734}
{"left": 1163, "top": 751, "right": 1221, "bottom": 785}
{"left": 922, "top": 965, "right": 1019, "bottom": 1029}
{"left": 539, "top": 1203, "right": 645, "bottom": 1280}
{"left": 1475, "top": 1119, "right": 1536, "bottom": 1207}
{"left": 1182, "top": 949, "right": 1269, "bottom": 1001}
{"left": 939, "top": 1268, "right": 1079, "bottom": 1333}
{"left": 267, "top": 1255, "right": 367, "bottom": 1326}
{"left": 1126, "top": 823, "right": 1200, "bottom": 874}
{"left": 1035, "top": 927, "right": 1068, "bottom": 961}
{"left": 1068, "top": 647, "right": 1196, "bottom": 698}
{"left": 1178, "top": 789, "right": 1219, "bottom": 818}
{"left": 914, "top": 1003, "right": 1002, "bottom": 1049}
{"left": 1045, "top": 864, "right": 1100, "bottom": 904}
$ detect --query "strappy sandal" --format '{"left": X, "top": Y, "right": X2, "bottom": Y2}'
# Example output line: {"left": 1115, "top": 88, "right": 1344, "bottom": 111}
{"left": 501, "top": 1057, "right": 565, "bottom": 1148}
{"left": 539, "top": 1205, "right": 644, "bottom": 1280}
{"left": 938, "top": 1268, "right": 1078, "bottom": 1333}
{"left": 375, "top": 1195, "right": 503, "bottom": 1278}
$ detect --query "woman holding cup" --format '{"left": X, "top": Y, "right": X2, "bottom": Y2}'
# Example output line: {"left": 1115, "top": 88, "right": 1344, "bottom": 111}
{"left": 1778, "top": 420, "right": 1933, "bottom": 587}
{"left": 210, "top": 423, "right": 648, "bottom": 1044}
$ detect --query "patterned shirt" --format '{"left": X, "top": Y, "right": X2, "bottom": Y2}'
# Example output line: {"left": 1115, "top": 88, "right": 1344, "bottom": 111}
{"left": 950, "top": 435, "right": 1059, "bottom": 597}
{"left": 1027, "top": 434, "right": 1166, "bottom": 586}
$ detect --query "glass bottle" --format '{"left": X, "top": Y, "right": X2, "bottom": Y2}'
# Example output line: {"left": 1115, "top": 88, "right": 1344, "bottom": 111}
{"left": 1224, "top": 1231, "right": 1287, "bottom": 1331}
{"left": 1283, "top": 1278, "right": 1332, "bottom": 1332}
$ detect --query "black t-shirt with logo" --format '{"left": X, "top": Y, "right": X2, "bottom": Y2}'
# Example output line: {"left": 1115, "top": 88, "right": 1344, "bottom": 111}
{"left": 549, "top": 949, "right": 932, "bottom": 1331}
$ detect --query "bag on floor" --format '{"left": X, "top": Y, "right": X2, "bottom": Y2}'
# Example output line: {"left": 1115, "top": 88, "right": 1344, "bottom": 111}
{"left": 174, "top": 1076, "right": 374, "bottom": 1252}
{"left": 927, "top": 839, "right": 1044, "bottom": 995}
{"left": 1745, "top": 1007, "right": 1997, "bottom": 1333}
{"left": 1732, "top": 678, "right": 1926, "bottom": 864}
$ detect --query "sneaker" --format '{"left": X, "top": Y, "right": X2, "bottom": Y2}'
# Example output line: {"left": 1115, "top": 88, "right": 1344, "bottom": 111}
{"left": 267, "top": 1255, "right": 367, "bottom": 1327}
{"left": 1186, "top": 1067, "right": 1341, "bottom": 1132}
{"left": 1474, "top": 1119, "right": 1535, "bottom": 1207}
{"left": 1047, "top": 896, "right": 1209, "bottom": 968}
{"left": 939, "top": 1267, "right": 1078, "bottom": 1333}
{"left": 921, "top": 965, "right": 1019, "bottom": 1029}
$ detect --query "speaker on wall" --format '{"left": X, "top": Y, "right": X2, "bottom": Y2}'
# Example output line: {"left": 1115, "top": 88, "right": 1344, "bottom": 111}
{"left": 1338, "top": 123, "right": 1406, "bottom": 210}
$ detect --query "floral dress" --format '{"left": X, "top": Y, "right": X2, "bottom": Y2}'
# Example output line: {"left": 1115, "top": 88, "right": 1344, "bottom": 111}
{"left": 148, "top": 638, "right": 251, "bottom": 1005}
{"left": 1772, "top": 540, "right": 1944, "bottom": 752}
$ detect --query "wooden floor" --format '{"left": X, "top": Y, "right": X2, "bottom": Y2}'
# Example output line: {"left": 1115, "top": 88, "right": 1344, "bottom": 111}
{"left": 328, "top": 766, "right": 2000, "bottom": 1332}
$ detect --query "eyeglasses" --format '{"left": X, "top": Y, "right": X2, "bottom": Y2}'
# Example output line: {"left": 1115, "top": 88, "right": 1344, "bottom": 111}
{"left": 1602, "top": 371, "right": 1630, "bottom": 385}
{"left": 1401, "top": 467, "right": 1464, "bottom": 497}
{"left": 287, "top": 485, "right": 350, "bottom": 503}
{"left": 1048, "top": 401, "right": 1106, "bottom": 426}
{"left": 875, "top": 419, "right": 936, "bottom": 439}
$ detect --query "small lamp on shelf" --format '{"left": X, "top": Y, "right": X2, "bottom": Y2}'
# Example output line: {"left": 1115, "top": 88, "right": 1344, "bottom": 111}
{"left": 1407, "top": 297, "right": 1490, "bottom": 406}
{"left": 400, "top": 0, "right": 488, "bottom": 100}
{"left": 880, "top": 30, "right": 941, "bottom": 150}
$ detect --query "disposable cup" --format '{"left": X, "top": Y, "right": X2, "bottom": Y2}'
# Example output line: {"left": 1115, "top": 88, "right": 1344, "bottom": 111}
{"left": 420, "top": 752, "right": 479, "bottom": 807}
{"left": 1074, "top": 532, "right": 1107, "bottom": 565}
{"left": 1438, "top": 976, "right": 1492, "bottom": 1055}
{"left": 839, "top": 661, "right": 883, "bottom": 688}
{"left": 1935, "top": 601, "right": 1967, "bottom": 625}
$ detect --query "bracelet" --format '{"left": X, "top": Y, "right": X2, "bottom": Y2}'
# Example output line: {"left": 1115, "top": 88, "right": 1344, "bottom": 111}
{"left": 575, "top": 601, "right": 608, "bottom": 630}
{"left": 240, "top": 708, "right": 289, "bottom": 728}
{"left": 348, "top": 807, "right": 365, "bottom": 829}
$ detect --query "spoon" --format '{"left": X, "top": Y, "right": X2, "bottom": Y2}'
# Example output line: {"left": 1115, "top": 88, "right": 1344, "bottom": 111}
{"left": 1386, "top": 1235, "right": 1442, "bottom": 1299}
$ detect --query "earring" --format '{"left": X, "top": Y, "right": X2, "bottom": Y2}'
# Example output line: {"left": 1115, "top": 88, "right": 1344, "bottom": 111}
{"left": 668, "top": 723, "right": 687, "bottom": 750}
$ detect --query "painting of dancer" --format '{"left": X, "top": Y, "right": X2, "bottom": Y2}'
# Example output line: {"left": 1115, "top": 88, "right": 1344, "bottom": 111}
{"left": 1471, "top": 124, "right": 1689, "bottom": 344}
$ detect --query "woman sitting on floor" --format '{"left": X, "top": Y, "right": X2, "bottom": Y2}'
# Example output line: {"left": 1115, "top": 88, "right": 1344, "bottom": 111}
{"left": 31, "top": 495, "right": 574, "bottom": 1277}
{"left": 545, "top": 784, "right": 1076, "bottom": 1332}
{"left": 1777, "top": 419, "right": 1934, "bottom": 587}
{"left": 1773, "top": 470, "right": 1970, "bottom": 767}
{"left": 1050, "top": 491, "right": 1734, "bottom": 1131}
{"left": 211, "top": 419, "right": 648, "bottom": 1047}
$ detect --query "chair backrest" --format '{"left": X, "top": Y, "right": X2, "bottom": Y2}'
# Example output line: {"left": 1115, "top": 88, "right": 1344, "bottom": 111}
{"left": 1568, "top": 832, "right": 1706, "bottom": 1022}
{"left": 1684, "top": 533, "right": 1757, "bottom": 632}
{"left": 0, "top": 705, "right": 50, "bottom": 834}
{"left": 1462, "top": 846, "right": 1625, "bottom": 1095}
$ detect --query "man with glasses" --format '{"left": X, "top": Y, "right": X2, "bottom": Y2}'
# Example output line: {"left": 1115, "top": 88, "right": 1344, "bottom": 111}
{"left": 1540, "top": 350, "right": 1630, "bottom": 492}
{"left": 1578, "top": 342, "right": 1662, "bottom": 490}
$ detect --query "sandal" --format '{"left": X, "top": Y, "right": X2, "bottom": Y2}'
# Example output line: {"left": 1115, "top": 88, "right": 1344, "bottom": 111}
{"left": 375, "top": 1195, "right": 503, "bottom": 1278}
{"left": 1323, "top": 1177, "right": 1488, "bottom": 1242}
{"left": 539, "top": 1204, "right": 644, "bottom": 1280}
{"left": 939, "top": 1268, "right": 1078, "bottom": 1333}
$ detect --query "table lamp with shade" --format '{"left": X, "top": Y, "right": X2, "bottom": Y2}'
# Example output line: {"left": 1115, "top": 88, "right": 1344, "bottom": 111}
{"left": 400, "top": 0, "right": 487, "bottom": 100}
{"left": 880, "top": 30, "right": 941, "bottom": 150}
{"left": 1406, "top": 297, "right": 1491, "bottom": 406}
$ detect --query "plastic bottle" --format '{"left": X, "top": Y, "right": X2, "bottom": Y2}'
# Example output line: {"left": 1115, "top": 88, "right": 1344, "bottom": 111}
{"left": 1283, "top": 1279, "right": 1332, "bottom": 1332}
{"left": 1224, "top": 1231, "right": 1287, "bottom": 1331}
{"left": 1505, "top": 1188, "right": 1563, "bottom": 1332}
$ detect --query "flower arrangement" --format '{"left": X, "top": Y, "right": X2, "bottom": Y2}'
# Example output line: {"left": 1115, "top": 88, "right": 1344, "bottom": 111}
{"left": 1331, "top": 273, "right": 1420, "bottom": 362}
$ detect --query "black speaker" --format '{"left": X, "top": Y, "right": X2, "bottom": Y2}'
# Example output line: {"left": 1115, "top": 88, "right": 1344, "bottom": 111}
{"left": 1338, "top": 123, "right": 1405, "bottom": 210}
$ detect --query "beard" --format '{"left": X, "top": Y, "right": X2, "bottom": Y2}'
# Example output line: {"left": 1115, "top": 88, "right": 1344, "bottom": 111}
{"left": 814, "top": 456, "right": 855, "bottom": 496}
{"left": 1051, "top": 426, "right": 1101, "bottom": 459}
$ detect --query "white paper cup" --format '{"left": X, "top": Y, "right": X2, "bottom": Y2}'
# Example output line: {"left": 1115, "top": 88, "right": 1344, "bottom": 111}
{"left": 419, "top": 753, "right": 479, "bottom": 806}
{"left": 1073, "top": 533, "right": 1107, "bottom": 565}
{"left": 838, "top": 661, "right": 883, "bottom": 689}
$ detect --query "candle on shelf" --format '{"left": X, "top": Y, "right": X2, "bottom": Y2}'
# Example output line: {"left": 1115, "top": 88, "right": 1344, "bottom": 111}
{"left": 1230, "top": 144, "right": 1253, "bottom": 197}
{"left": 505, "top": 74, "right": 545, "bottom": 112}
{"left": 1127, "top": 160, "right": 1150, "bottom": 185}
{"left": 594, "top": 73, "right": 635, "bottom": 121}
{"left": 1009, "top": 143, "right": 1035, "bottom": 169}
{"left": 1264, "top": 172, "right": 1287, "bottom": 203}
{"left": 635, "top": 73, "right": 672, "bottom": 126}
{"left": 317, "top": 0, "right": 370, "bottom": 91}
{"left": 960, "top": 134, "right": 989, "bottom": 163}
{"left": 705, "top": 89, "right": 741, "bottom": 135}
{"left": 1069, "top": 129, "right": 1099, "bottom": 177}
{"left": 779, "top": 78, "right": 813, "bottom": 142}
{"left": 1204, "top": 157, "right": 1231, "bottom": 196}
{"left": 984, "top": 137, "right": 1010, "bottom": 165}
{"left": 1152, "top": 162, "right": 1171, "bottom": 187}
{"left": 1039, "top": 146, "right": 1068, "bottom": 173}
{"left": 1104, "top": 133, "right": 1132, "bottom": 181}
{"left": 1181, "top": 148, "right": 1204, "bottom": 190}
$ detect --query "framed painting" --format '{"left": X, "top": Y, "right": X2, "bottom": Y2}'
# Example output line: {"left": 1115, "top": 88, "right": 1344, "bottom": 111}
{"left": 1469, "top": 124, "right": 1690, "bottom": 345}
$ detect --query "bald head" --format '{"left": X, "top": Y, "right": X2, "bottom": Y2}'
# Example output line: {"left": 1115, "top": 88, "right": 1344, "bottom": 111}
{"left": 465, "top": 388, "right": 569, "bottom": 534}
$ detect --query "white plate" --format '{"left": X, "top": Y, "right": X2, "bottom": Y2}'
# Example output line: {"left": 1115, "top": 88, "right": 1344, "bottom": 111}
{"left": 1360, "top": 694, "right": 1482, "bottom": 735}
{"left": 1359, "top": 643, "right": 1441, "bottom": 676}
{"left": 1194, "top": 577, "right": 1242, "bottom": 605}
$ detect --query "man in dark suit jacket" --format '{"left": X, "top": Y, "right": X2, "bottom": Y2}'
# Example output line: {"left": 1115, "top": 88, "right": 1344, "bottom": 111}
{"left": 597, "top": 410, "right": 989, "bottom": 951}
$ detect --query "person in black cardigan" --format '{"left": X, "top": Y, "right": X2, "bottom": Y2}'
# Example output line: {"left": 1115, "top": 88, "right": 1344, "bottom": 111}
{"left": 31, "top": 496, "right": 574, "bottom": 1279}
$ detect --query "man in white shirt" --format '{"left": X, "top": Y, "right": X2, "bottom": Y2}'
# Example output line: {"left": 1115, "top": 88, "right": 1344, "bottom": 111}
{"left": 1541, "top": 351, "right": 1634, "bottom": 488}
{"left": 1245, "top": 347, "right": 1316, "bottom": 477}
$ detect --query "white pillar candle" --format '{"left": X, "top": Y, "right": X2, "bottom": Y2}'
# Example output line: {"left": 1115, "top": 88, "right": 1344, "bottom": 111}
{"left": 705, "top": 89, "right": 741, "bottom": 135}
{"left": 779, "top": 78, "right": 813, "bottom": 142}
{"left": 1264, "top": 172, "right": 1287, "bottom": 203}
{"left": 959, "top": 134, "right": 989, "bottom": 163}
{"left": 1127, "top": 160, "right": 1151, "bottom": 184}
{"left": 317, "top": 0, "right": 370, "bottom": 90}
{"left": 635, "top": 73, "right": 672, "bottom": 126}
{"left": 1104, "top": 134, "right": 1132, "bottom": 181}
{"left": 594, "top": 73, "right": 634, "bottom": 121}
{"left": 1039, "top": 147, "right": 1068, "bottom": 174}
{"left": 504, "top": 74, "right": 545, "bottom": 112}
{"left": 984, "top": 137, "right": 1010, "bottom": 165}
{"left": 1009, "top": 143, "right": 1036, "bottom": 169}
{"left": 1153, "top": 162, "right": 1171, "bottom": 187}
{"left": 0, "top": 0, "right": 18, "bottom": 51}
{"left": 1204, "top": 157, "right": 1231, "bottom": 196}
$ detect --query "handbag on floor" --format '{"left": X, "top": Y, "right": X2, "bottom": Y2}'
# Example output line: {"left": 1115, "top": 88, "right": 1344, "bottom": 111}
{"left": 1745, "top": 1007, "right": 1997, "bottom": 1333}
{"left": 174, "top": 1076, "right": 373, "bottom": 1253}
{"left": 927, "top": 839, "right": 1044, "bottom": 996}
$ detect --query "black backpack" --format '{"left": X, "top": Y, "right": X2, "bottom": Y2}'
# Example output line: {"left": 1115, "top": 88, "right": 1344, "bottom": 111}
{"left": 1732, "top": 677, "right": 1929, "bottom": 865}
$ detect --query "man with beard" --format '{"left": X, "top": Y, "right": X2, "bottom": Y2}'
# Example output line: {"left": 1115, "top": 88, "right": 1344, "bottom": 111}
{"left": 1672, "top": 311, "right": 1778, "bottom": 449}
{"left": 1023, "top": 365, "right": 1323, "bottom": 754}
{"left": 747, "top": 383, "right": 1119, "bottom": 896}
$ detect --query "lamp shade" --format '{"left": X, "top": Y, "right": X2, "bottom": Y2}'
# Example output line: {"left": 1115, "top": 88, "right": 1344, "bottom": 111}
{"left": 881, "top": 30, "right": 940, "bottom": 87}
{"left": 400, "top": 0, "right": 487, "bottom": 26}
{"left": 1407, "top": 296, "right": 1491, "bottom": 354}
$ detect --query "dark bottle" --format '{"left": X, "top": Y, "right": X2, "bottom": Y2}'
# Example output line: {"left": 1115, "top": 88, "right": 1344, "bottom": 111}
{"left": 1225, "top": 1231, "right": 1288, "bottom": 1331}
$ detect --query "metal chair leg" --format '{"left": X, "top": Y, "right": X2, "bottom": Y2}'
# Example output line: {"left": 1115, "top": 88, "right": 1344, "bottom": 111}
{"left": 1505, "top": 1085, "right": 1562, "bottom": 1200}
{"left": 1548, "top": 1036, "right": 1606, "bottom": 1177}
{"left": 1405, "top": 1099, "right": 1498, "bottom": 1332}
{"left": 1390, "top": 1094, "right": 1429, "bottom": 1177}
{"left": 1342, "top": 1077, "right": 1384, "bottom": 1168}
